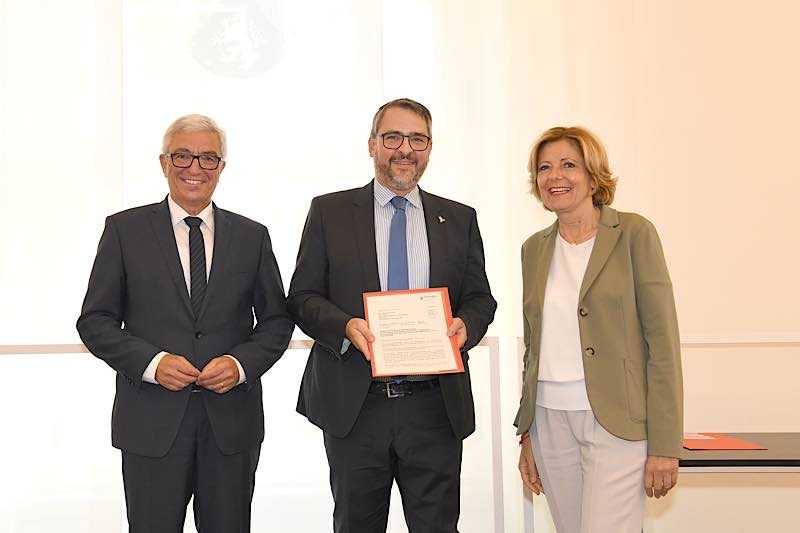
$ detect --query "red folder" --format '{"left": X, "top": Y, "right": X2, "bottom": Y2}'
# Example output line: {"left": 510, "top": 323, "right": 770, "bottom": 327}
{"left": 683, "top": 433, "right": 767, "bottom": 450}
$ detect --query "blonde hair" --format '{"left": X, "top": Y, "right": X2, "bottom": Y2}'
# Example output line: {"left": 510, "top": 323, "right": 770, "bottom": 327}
{"left": 528, "top": 126, "right": 616, "bottom": 207}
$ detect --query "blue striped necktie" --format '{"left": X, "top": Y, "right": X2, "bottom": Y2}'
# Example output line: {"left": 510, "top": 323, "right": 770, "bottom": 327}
{"left": 184, "top": 216, "right": 207, "bottom": 316}
{"left": 388, "top": 196, "right": 409, "bottom": 290}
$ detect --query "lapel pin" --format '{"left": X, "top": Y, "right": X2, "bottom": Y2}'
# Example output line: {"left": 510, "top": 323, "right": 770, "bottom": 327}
{"left": 438, "top": 216, "right": 445, "bottom": 223}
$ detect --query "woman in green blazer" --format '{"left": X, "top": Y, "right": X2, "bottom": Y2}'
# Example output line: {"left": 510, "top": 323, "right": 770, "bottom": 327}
{"left": 515, "top": 126, "right": 683, "bottom": 533}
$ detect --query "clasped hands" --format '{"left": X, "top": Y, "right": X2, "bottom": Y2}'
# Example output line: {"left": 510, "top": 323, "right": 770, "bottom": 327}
{"left": 345, "top": 316, "right": 468, "bottom": 360}
{"left": 155, "top": 354, "right": 239, "bottom": 394}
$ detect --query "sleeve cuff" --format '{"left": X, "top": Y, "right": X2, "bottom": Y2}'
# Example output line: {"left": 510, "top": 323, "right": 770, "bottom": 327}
{"left": 223, "top": 354, "right": 247, "bottom": 385}
{"left": 143, "top": 351, "right": 168, "bottom": 384}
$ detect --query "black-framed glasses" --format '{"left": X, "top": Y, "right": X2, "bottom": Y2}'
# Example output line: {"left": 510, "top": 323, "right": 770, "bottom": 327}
{"left": 379, "top": 132, "right": 431, "bottom": 151}
{"left": 165, "top": 152, "right": 223, "bottom": 170}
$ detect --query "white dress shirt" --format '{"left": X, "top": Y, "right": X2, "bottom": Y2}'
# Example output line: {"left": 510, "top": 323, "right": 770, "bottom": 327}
{"left": 142, "top": 195, "right": 246, "bottom": 385}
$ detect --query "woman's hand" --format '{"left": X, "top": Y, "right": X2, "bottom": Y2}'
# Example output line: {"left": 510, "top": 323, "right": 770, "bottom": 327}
{"left": 518, "top": 433, "right": 544, "bottom": 495}
{"left": 644, "top": 455, "right": 679, "bottom": 498}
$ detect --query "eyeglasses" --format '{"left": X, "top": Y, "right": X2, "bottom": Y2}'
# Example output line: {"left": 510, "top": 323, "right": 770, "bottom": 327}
{"left": 165, "top": 152, "right": 223, "bottom": 170}
{"left": 379, "top": 132, "right": 431, "bottom": 151}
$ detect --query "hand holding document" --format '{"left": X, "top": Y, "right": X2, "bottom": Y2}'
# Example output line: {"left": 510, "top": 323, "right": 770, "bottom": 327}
{"left": 363, "top": 288, "right": 464, "bottom": 377}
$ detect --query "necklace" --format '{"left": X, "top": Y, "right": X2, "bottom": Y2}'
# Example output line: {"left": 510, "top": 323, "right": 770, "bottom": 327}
{"left": 560, "top": 226, "right": 597, "bottom": 246}
{"left": 559, "top": 206, "right": 601, "bottom": 245}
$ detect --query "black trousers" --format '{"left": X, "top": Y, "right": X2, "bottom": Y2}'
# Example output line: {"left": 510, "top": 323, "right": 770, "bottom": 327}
{"left": 122, "top": 393, "right": 260, "bottom": 533}
{"left": 324, "top": 387, "right": 463, "bottom": 533}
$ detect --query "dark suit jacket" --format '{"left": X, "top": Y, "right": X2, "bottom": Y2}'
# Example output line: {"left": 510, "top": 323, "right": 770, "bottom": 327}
{"left": 77, "top": 197, "right": 293, "bottom": 457}
{"left": 287, "top": 182, "right": 496, "bottom": 440}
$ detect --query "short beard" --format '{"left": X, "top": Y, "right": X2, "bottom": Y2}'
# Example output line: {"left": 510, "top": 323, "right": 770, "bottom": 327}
{"left": 374, "top": 157, "right": 427, "bottom": 192}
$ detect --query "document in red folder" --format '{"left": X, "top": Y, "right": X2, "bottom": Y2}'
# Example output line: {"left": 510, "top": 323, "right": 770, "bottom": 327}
{"left": 363, "top": 288, "right": 464, "bottom": 378}
{"left": 683, "top": 433, "right": 767, "bottom": 450}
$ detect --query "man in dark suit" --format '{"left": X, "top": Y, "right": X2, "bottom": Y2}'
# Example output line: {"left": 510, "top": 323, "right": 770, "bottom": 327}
{"left": 288, "top": 98, "right": 496, "bottom": 532}
{"left": 77, "top": 114, "right": 293, "bottom": 533}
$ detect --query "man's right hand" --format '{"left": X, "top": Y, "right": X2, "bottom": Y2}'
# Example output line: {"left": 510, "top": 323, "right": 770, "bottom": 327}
{"left": 155, "top": 354, "right": 201, "bottom": 391}
{"left": 345, "top": 318, "right": 375, "bottom": 361}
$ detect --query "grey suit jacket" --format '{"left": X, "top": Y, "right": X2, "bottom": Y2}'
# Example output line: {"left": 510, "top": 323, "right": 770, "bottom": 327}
{"left": 77, "top": 197, "right": 293, "bottom": 457}
{"left": 288, "top": 182, "right": 497, "bottom": 439}
{"left": 514, "top": 206, "right": 683, "bottom": 458}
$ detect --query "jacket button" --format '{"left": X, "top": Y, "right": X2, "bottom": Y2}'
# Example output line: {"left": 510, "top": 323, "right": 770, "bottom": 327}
{"left": 579, "top": 307, "right": 588, "bottom": 317}
{"left": 585, "top": 347, "right": 595, "bottom": 356}
{"left": 195, "top": 331, "right": 203, "bottom": 339}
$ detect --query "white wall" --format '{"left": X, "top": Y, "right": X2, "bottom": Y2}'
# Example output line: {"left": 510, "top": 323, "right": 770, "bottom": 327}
{"left": 1, "top": 0, "right": 798, "bottom": 532}
{"left": 496, "top": 0, "right": 800, "bottom": 530}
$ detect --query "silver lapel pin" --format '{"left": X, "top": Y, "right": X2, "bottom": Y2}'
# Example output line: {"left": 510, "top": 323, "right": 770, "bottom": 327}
{"left": 438, "top": 216, "right": 445, "bottom": 223}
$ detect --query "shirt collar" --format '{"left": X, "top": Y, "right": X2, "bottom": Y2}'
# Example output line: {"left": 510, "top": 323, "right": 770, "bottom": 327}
{"left": 373, "top": 179, "right": 421, "bottom": 209}
{"left": 167, "top": 195, "right": 215, "bottom": 231}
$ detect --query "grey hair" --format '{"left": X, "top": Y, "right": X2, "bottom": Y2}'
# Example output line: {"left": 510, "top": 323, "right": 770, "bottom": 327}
{"left": 161, "top": 114, "right": 227, "bottom": 159}
{"left": 370, "top": 98, "right": 432, "bottom": 138}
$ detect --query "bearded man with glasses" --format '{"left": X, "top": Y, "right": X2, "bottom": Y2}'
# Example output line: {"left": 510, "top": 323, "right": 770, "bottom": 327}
{"left": 77, "top": 114, "right": 293, "bottom": 532}
{"left": 288, "top": 98, "right": 496, "bottom": 532}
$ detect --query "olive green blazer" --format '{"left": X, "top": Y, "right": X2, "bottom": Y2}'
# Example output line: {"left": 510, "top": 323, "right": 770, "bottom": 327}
{"left": 514, "top": 206, "right": 683, "bottom": 458}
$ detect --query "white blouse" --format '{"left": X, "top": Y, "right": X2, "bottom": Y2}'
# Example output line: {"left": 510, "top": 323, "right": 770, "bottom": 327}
{"left": 536, "top": 233, "right": 595, "bottom": 411}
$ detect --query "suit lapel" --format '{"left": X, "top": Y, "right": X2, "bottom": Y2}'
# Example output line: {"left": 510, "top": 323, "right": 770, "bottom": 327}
{"left": 150, "top": 198, "right": 194, "bottom": 317}
{"left": 419, "top": 189, "right": 448, "bottom": 289}
{"left": 353, "top": 182, "right": 381, "bottom": 292}
{"left": 200, "top": 204, "right": 231, "bottom": 321}
{"left": 536, "top": 221, "right": 558, "bottom": 311}
{"left": 579, "top": 206, "right": 621, "bottom": 300}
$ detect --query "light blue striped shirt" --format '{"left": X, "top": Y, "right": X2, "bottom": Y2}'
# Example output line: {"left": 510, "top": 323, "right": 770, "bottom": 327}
{"left": 373, "top": 179, "right": 430, "bottom": 290}
{"left": 340, "top": 180, "right": 432, "bottom": 358}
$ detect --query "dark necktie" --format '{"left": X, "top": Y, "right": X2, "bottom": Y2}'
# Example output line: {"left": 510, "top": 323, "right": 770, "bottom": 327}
{"left": 184, "top": 216, "right": 206, "bottom": 316}
{"left": 388, "top": 196, "right": 409, "bottom": 290}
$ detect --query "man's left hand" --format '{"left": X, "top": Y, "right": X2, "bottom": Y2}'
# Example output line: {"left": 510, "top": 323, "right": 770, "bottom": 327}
{"left": 644, "top": 455, "right": 679, "bottom": 498}
{"left": 447, "top": 317, "right": 468, "bottom": 349}
{"left": 197, "top": 356, "right": 240, "bottom": 394}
